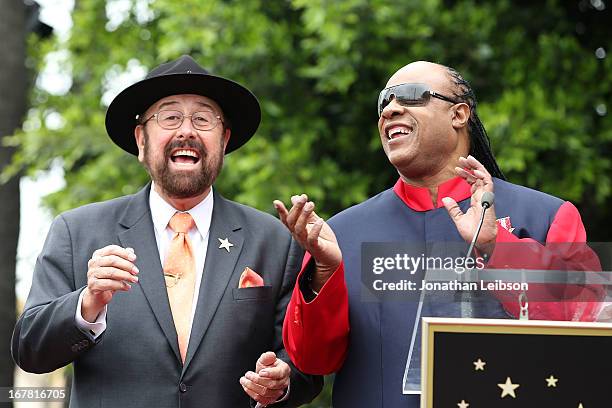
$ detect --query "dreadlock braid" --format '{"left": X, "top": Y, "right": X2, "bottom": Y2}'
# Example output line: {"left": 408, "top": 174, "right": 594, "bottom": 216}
{"left": 445, "top": 66, "right": 506, "bottom": 180}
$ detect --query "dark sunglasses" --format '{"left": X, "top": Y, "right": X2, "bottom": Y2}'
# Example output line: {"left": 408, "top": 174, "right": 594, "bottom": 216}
{"left": 377, "top": 83, "right": 461, "bottom": 116}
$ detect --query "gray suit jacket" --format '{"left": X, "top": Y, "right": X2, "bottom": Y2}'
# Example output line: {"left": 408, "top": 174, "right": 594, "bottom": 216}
{"left": 12, "top": 184, "right": 322, "bottom": 407}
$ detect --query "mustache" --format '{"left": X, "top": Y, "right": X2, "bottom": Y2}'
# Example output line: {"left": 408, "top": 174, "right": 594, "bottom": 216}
{"left": 164, "top": 139, "right": 207, "bottom": 160}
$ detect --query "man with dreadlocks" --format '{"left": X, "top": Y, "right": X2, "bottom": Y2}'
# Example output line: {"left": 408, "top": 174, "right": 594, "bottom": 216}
{"left": 273, "top": 61, "right": 604, "bottom": 407}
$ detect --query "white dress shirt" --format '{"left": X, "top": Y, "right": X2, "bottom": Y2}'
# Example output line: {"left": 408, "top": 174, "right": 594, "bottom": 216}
{"left": 75, "top": 184, "right": 213, "bottom": 339}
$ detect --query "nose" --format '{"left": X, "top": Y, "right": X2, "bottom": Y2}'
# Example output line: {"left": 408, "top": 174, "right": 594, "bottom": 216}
{"left": 176, "top": 115, "right": 197, "bottom": 139}
{"left": 380, "top": 97, "right": 404, "bottom": 119}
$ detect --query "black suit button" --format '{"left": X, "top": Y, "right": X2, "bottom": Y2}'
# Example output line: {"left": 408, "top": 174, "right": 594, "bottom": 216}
{"left": 71, "top": 345, "right": 78, "bottom": 352}
{"left": 179, "top": 383, "right": 187, "bottom": 393}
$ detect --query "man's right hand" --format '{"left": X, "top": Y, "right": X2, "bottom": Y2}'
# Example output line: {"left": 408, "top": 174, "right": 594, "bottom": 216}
{"left": 82, "top": 245, "right": 139, "bottom": 322}
{"left": 274, "top": 194, "right": 341, "bottom": 292}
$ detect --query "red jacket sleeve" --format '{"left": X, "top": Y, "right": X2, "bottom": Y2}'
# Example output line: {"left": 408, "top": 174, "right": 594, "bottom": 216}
{"left": 282, "top": 253, "right": 349, "bottom": 375}
{"left": 487, "top": 202, "right": 605, "bottom": 321}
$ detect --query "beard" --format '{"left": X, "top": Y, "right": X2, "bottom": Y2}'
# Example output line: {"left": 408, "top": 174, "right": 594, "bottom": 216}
{"left": 142, "top": 129, "right": 224, "bottom": 199}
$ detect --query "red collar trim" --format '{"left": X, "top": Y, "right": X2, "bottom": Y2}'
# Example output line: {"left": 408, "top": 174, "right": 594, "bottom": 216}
{"left": 393, "top": 176, "right": 471, "bottom": 212}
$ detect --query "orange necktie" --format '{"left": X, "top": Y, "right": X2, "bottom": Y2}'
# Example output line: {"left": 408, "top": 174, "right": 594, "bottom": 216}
{"left": 163, "top": 212, "right": 196, "bottom": 363}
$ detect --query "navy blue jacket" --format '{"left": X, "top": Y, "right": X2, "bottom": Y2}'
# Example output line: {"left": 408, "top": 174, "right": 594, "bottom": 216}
{"left": 284, "top": 177, "right": 596, "bottom": 408}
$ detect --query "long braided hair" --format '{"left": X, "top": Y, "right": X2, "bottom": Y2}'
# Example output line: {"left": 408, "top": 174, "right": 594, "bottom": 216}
{"left": 446, "top": 66, "right": 505, "bottom": 180}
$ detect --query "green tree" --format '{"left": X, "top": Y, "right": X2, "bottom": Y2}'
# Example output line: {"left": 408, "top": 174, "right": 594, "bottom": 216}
{"left": 6, "top": 0, "right": 611, "bottom": 231}
{"left": 5, "top": 0, "right": 610, "bottom": 406}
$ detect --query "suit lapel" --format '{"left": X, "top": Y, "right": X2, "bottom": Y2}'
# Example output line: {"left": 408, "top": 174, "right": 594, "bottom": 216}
{"left": 117, "top": 184, "right": 181, "bottom": 362}
{"left": 183, "top": 191, "right": 244, "bottom": 372}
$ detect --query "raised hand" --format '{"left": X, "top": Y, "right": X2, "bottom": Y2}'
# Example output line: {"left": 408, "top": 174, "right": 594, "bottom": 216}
{"left": 82, "top": 245, "right": 139, "bottom": 322}
{"left": 274, "top": 194, "right": 342, "bottom": 291}
{"left": 442, "top": 155, "right": 498, "bottom": 254}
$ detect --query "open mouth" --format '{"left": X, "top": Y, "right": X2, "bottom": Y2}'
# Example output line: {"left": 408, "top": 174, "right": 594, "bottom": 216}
{"left": 386, "top": 124, "right": 414, "bottom": 140}
{"left": 170, "top": 148, "right": 201, "bottom": 165}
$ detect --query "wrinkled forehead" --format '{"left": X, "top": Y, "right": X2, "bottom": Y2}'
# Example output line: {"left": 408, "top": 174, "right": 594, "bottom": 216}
{"left": 385, "top": 63, "right": 452, "bottom": 92}
{"left": 146, "top": 94, "right": 224, "bottom": 115}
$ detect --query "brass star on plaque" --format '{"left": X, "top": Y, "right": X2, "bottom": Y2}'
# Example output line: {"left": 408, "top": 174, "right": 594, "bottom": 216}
{"left": 497, "top": 377, "right": 520, "bottom": 398}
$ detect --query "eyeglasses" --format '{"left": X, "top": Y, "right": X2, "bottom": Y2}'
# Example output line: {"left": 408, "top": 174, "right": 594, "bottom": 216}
{"left": 140, "top": 109, "right": 223, "bottom": 131}
{"left": 377, "top": 83, "right": 461, "bottom": 116}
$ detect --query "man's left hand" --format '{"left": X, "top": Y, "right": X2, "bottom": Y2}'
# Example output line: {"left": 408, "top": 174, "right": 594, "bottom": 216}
{"left": 442, "top": 155, "right": 498, "bottom": 255}
{"left": 240, "top": 351, "right": 290, "bottom": 406}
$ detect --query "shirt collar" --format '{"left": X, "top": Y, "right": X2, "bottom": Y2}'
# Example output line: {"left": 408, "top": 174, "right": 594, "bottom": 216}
{"left": 149, "top": 182, "right": 214, "bottom": 237}
{"left": 393, "top": 176, "right": 471, "bottom": 212}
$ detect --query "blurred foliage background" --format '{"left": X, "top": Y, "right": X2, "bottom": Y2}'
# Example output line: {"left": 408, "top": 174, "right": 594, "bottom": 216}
{"left": 2, "top": 0, "right": 610, "bottom": 406}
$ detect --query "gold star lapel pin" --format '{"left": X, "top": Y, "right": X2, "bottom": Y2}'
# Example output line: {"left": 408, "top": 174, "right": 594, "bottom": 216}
{"left": 218, "top": 237, "right": 234, "bottom": 253}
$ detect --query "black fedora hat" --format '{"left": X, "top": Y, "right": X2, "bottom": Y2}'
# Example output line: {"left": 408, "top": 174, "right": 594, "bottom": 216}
{"left": 105, "top": 55, "right": 261, "bottom": 155}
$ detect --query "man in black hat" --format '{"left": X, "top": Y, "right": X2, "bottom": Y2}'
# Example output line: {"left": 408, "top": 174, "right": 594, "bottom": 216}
{"left": 12, "top": 55, "right": 322, "bottom": 407}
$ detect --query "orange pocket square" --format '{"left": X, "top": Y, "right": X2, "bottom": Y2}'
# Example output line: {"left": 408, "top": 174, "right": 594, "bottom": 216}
{"left": 238, "top": 267, "right": 264, "bottom": 288}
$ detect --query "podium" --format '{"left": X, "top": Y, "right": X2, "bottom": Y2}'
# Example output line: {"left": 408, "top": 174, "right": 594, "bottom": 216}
{"left": 398, "top": 266, "right": 611, "bottom": 398}
{"left": 419, "top": 317, "right": 612, "bottom": 407}
{"left": 359, "top": 240, "right": 611, "bottom": 403}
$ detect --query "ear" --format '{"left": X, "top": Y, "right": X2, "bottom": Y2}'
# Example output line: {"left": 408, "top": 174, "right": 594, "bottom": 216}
{"left": 134, "top": 125, "right": 146, "bottom": 162}
{"left": 451, "top": 103, "right": 470, "bottom": 129}
{"left": 222, "top": 127, "right": 231, "bottom": 153}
